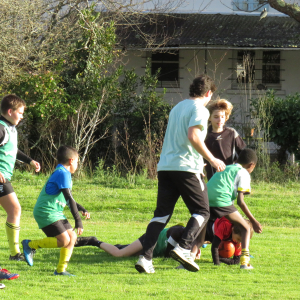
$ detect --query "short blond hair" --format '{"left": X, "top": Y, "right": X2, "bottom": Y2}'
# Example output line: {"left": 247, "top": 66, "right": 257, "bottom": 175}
{"left": 207, "top": 98, "right": 233, "bottom": 121}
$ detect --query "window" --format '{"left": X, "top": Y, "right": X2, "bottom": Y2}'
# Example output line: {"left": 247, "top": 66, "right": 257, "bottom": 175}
{"left": 231, "top": 50, "right": 281, "bottom": 89}
{"left": 262, "top": 51, "right": 280, "bottom": 84}
{"left": 232, "top": 0, "right": 268, "bottom": 12}
{"left": 236, "top": 51, "right": 255, "bottom": 84}
{"left": 151, "top": 51, "right": 179, "bottom": 88}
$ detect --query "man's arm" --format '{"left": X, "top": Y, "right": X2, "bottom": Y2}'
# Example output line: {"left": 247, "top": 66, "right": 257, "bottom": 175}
{"left": 237, "top": 192, "right": 262, "bottom": 233}
{"left": 188, "top": 126, "right": 225, "bottom": 172}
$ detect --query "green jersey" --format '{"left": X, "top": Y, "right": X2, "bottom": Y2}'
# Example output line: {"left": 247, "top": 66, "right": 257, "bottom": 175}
{"left": 0, "top": 120, "right": 18, "bottom": 180}
{"left": 207, "top": 164, "right": 251, "bottom": 207}
{"left": 153, "top": 228, "right": 168, "bottom": 257}
{"left": 33, "top": 167, "right": 69, "bottom": 228}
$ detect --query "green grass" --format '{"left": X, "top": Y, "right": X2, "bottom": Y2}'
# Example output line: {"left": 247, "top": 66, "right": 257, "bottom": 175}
{"left": 1, "top": 171, "right": 300, "bottom": 299}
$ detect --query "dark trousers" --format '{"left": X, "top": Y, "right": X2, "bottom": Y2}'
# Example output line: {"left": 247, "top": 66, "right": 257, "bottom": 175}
{"left": 142, "top": 171, "right": 210, "bottom": 260}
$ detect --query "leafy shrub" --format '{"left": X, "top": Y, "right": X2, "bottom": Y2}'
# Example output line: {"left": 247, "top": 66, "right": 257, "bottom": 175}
{"left": 251, "top": 91, "right": 300, "bottom": 161}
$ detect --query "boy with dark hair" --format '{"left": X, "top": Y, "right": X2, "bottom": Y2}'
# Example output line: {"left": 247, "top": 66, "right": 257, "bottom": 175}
{"left": 0, "top": 94, "right": 40, "bottom": 261}
{"left": 134, "top": 75, "right": 226, "bottom": 274}
{"left": 204, "top": 99, "right": 246, "bottom": 180}
{"left": 22, "top": 146, "right": 90, "bottom": 276}
{"left": 207, "top": 148, "right": 262, "bottom": 269}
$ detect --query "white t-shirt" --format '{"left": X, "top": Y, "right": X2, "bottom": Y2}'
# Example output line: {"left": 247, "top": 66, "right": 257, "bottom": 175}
{"left": 157, "top": 99, "right": 209, "bottom": 173}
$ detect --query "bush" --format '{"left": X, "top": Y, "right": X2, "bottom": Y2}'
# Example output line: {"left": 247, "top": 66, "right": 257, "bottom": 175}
{"left": 251, "top": 91, "right": 300, "bottom": 163}
{"left": 252, "top": 161, "right": 300, "bottom": 184}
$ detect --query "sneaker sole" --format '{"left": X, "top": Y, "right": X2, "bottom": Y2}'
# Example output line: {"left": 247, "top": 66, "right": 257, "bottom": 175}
{"left": 135, "top": 264, "right": 154, "bottom": 274}
{"left": 135, "top": 264, "right": 147, "bottom": 273}
{"left": 0, "top": 275, "right": 19, "bottom": 281}
{"left": 240, "top": 265, "right": 254, "bottom": 270}
{"left": 170, "top": 250, "right": 199, "bottom": 272}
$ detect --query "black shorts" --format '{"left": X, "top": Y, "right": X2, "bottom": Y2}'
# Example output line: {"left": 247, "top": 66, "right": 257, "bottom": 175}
{"left": 204, "top": 220, "right": 215, "bottom": 243}
{"left": 41, "top": 219, "right": 73, "bottom": 237}
{"left": 209, "top": 205, "right": 237, "bottom": 221}
{"left": 138, "top": 234, "right": 146, "bottom": 245}
{"left": 0, "top": 180, "right": 14, "bottom": 197}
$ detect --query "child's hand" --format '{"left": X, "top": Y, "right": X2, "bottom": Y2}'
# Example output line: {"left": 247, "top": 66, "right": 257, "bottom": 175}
{"left": 30, "top": 160, "right": 41, "bottom": 172}
{"left": 252, "top": 220, "right": 262, "bottom": 233}
{"left": 75, "top": 227, "right": 84, "bottom": 236}
{"left": 82, "top": 211, "right": 90, "bottom": 220}
{"left": 0, "top": 171, "right": 6, "bottom": 183}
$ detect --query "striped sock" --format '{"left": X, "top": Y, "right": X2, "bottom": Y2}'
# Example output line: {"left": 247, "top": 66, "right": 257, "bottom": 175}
{"left": 240, "top": 248, "right": 250, "bottom": 265}
{"left": 5, "top": 222, "right": 20, "bottom": 256}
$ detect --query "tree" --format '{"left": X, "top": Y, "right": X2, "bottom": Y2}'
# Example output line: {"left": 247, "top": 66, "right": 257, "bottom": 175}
{"left": 228, "top": 0, "right": 300, "bottom": 23}
{"left": 0, "top": 0, "right": 186, "bottom": 171}
{"left": 0, "top": 0, "right": 186, "bottom": 84}
{"left": 267, "top": 0, "right": 300, "bottom": 22}
{"left": 251, "top": 91, "right": 300, "bottom": 163}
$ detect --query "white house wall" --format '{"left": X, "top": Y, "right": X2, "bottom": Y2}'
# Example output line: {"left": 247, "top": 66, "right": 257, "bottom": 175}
{"left": 124, "top": 48, "right": 300, "bottom": 124}
{"left": 140, "top": 0, "right": 292, "bottom": 15}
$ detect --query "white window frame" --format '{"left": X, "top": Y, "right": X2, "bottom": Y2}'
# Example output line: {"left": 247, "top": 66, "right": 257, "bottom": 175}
{"left": 232, "top": 0, "right": 269, "bottom": 12}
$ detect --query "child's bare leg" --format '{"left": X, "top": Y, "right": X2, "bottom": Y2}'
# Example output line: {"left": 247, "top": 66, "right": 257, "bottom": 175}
{"left": 0, "top": 193, "right": 21, "bottom": 256}
{"left": 225, "top": 211, "right": 250, "bottom": 249}
{"left": 56, "top": 229, "right": 77, "bottom": 250}
{"left": 100, "top": 239, "right": 143, "bottom": 257}
{"left": 226, "top": 211, "right": 252, "bottom": 268}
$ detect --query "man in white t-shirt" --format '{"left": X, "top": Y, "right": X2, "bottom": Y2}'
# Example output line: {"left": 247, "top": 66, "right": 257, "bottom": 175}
{"left": 135, "top": 75, "right": 226, "bottom": 274}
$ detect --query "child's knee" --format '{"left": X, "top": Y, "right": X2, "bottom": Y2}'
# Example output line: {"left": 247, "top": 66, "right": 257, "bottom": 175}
{"left": 59, "top": 236, "right": 70, "bottom": 248}
{"left": 69, "top": 230, "right": 77, "bottom": 245}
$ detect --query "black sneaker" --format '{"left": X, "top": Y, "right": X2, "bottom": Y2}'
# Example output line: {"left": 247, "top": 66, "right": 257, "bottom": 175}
{"left": 9, "top": 253, "right": 25, "bottom": 261}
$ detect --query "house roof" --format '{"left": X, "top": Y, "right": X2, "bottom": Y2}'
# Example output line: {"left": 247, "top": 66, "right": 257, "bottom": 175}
{"left": 117, "top": 13, "right": 300, "bottom": 48}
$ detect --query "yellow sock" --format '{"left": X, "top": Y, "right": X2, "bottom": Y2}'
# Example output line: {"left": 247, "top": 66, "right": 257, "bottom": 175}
{"left": 5, "top": 221, "right": 20, "bottom": 256}
{"left": 56, "top": 248, "right": 72, "bottom": 273}
{"left": 240, "top": 248, "right": 250, "bottom": 265}
{"left": 29, "top": 237, "right": 58, "bottom": 250}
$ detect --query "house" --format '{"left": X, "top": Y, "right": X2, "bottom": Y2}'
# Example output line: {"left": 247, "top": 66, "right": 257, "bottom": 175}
{"left": 117, "top": 0, "right": 300, "bottom": 138}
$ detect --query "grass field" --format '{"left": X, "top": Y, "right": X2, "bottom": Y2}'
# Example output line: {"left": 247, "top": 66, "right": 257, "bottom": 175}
{"left": 1, "top": 171, "right": 300, "bottom": 299}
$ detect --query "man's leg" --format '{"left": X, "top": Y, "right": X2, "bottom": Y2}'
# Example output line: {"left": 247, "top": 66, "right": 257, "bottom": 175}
{"left": 142, "top": 171, "right": 180, "bottom": 260}
{"left": 175, "top": 173, "right": 210, "bottom": 250}
{"left": 169, "top": 173, "right": 210, "bottom": 272}
{"left": 135, "top": 171, "right": 180, "bottom": 273}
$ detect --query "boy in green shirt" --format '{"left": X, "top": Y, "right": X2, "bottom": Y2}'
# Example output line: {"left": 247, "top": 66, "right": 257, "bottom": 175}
{"left": 207, "top": 148, "right": 262, "bottom": 269}
{"left": 0, "top": 94, "right": 40, "bottom": 261}
{"left": 22, "top": 146, "right": 89, "bottom": 276}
